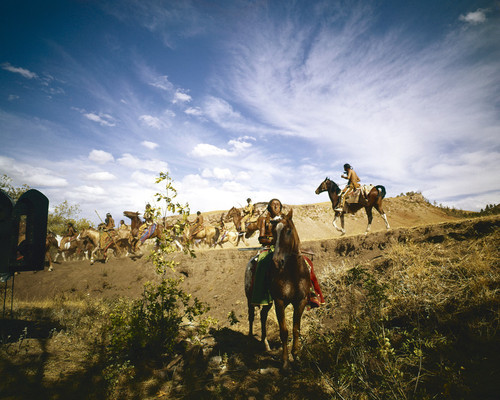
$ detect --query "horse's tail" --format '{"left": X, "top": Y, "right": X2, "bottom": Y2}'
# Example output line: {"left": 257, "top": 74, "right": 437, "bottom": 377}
{"left": 375, "top": 185, "right": 386, "bottom": 199}
{"left": 213, "top": 227, "right": 220, "bottom": 244}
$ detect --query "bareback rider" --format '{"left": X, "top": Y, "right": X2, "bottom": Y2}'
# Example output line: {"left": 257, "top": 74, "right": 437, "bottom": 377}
{"left": 250, "top": 198, "right": 284, "bottom": 305}
{"left": 189, "top": 211, "right": 204, "bottom": 240}
{"left": 250, "top": 198, "right": 324, "bottom": 307}
{"left": 336, "top": 163, "right": 360, "bottom": 212}
{"left": 136, "top": 203, "right": 157, "bottom": 243}
{"left": 240, "top": 197, "right": 255, "bottom": 233}
{"left": 104, "top": 213, "right": 115, "bottom": 231}
{"left": 60, "top": 222, "right": 78, "bottom": 250}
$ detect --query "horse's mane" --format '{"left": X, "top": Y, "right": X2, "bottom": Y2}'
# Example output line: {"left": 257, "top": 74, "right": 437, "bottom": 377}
{"left": 326, "top": 177, "right": 341, "bottom": 195}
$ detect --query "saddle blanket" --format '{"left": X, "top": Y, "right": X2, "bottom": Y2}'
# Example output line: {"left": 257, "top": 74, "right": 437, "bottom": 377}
{"left": 346, "top": 184, "right": 374, "bottom": 203}
{"left": 140, "top": 223, "right": 157, "bottom": 243}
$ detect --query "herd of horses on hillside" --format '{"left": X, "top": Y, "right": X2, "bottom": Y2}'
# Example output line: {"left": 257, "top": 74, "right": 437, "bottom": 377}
{"left": 45, "top": 178, "right": 390, "bottom": 270}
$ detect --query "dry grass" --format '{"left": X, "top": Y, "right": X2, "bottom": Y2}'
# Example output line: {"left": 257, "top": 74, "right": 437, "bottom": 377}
{"left": 1, "top": 219, "right": 499, "bottom": 399}
{"left": 302, "top": 226, "right": 499, "bottom": 400}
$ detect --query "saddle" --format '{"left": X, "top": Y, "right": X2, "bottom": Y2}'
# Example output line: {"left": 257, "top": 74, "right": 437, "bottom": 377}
{"left": 345, "top": 184, "right": 374, "bottom": 204}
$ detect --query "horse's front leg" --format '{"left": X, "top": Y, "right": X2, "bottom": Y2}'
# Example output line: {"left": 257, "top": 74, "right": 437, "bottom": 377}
{"left": 291, "top": 300, "right": 307, "bottom": 362}
{"left": 260, "top": 304, "right": 272, "bottom": 352}
{"left": 365, "top": 207, "right": 373, "bottom": 235}
{"left": 90, "top": 247, "right": 99, "bottom": 265}
{"left": 247, "top": 301, "right": 255, "bottom": 337}
{"left": 274, "top": 299, "right": 290, "bottom": 370}
{"left": 332, "top": 213, "right": 346, "bottom": 235}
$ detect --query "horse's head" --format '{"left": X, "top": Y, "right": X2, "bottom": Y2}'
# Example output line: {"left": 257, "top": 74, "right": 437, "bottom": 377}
{"left": 315, "top": 177, "right": 340, "bottom": 195}
{"left": 315, "top": 177, "right": 330, "bottom": 194}
{"left": 273, "top": 209, "right": 300, "bottom": 269}
{"left": 225, "top": 206, "right": 239, "bottom": 221}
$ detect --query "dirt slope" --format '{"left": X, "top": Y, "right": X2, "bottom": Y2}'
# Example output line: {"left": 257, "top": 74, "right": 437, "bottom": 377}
{"left": 11, "top": 194, "right": 469, "bottom": 327}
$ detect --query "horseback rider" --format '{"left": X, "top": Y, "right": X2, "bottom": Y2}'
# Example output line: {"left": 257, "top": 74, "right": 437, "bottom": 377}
{"left": 138, "top": 203, "right": 155, "bottom": 238}
{"left": 60, "top": 222, "right": 78, "bottom": 250}
{"left": 240, "top": 197, "right": 255, "bottom": 233}
{"left": 189, "top": 211, "right": 204, "bottom": 240}
{"left": 104, "top": 213, "right": 115, "bottom": 231}
{"left": 66, "top": 221, "right": 77, "bottom": 237}
{"left": 336, "top": 163, "right": 360, "bottom": 212}
{"left": 119, "top": 219, "right": 128, "bottom": 230}
{"left": 250, "top": 198, "right": 324, "bottom": 308}
{"left": 143, "top": 203, "right": 154, "bottom": 226}
{"left": 251, "top": 198, "right": 284, "bottom": 305}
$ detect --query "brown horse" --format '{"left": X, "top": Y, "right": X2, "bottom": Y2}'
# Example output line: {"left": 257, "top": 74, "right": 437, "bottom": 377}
{"left": 226, "top": 206, "right": 260, "bottom": 243}
{"left": 245, "top": 209, "right": 310, "bottom": 370}
{"left": 315, "top": 177, "right": 390, "bottom": 235}
{"left": 80, "top": 228, "right": 130, "bottom": 264}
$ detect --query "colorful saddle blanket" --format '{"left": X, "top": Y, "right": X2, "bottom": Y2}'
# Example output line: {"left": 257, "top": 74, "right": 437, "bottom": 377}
{"left": 140, "top": 223, "right": 157, "bottom": 243}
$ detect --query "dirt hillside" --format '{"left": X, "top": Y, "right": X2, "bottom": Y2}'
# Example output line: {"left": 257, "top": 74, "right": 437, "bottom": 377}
{"left": 12, "top": 194, "right": 468, "bottom": 326}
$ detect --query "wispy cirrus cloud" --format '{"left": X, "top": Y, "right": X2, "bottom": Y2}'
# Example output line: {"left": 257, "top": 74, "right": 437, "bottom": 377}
{"left": 83, "top": 112, "right": 116, "bottom": 127}
{"left": 1, "top": 62, "right": 38, "bottom": 79}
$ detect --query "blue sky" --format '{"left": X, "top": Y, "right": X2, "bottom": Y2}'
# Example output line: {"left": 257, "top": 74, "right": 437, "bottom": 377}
{"left": 1, "top": 0, "right": 499, "bottom": 224}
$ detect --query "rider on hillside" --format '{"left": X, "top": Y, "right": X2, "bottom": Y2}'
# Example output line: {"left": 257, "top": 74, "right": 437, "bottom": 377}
{"left": 251, "top": 198, "right": 283, "bottom": 305}
{"left": 138, "top": 203, "right": 155, "bottom": 238}
{"left": 104, "top": 213, "right": 115, "bottom": 231}
{"left": 119, "top": 220, "right": 129, "bottom": 230}
{"left": 143, "top": 203, "right": 154, "bottom": 226}
{"left": 336, "top": 163, "right": 360, "bottom": 212}
{"left": 60, "top": 222, "right": 78, "bottom": 250}
{"left": 240, "top": 198, "right": 254, "bottom": 233}
{"left": 250, "top": 198, "right": 324, "bottom": 307}
{"left": 189, "top": 211, "right": 204, "bottom": 240}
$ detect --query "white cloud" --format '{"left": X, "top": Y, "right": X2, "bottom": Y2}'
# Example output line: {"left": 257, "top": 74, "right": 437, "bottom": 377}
{"left": 191, "top": 137, "right": 254, "bottom": 158}
{"left": 130, "top": 171, "right": 157, "bottom": 186}
{"left": 117, "top": 153, "right": 168, "bottom": 172}
{"left": 173, "top": 89, "right": 192, "bottom": 103}
{"left": 1, "top": 62, "right": 38, "bottom": 79}
{"left": 184, "top": 107, "right": 203, "bottom": 116}
{"left": 191, "top": 143, "right": 231, "bottom": 157}
{"left": 89, "top": 150, "right": 114, "bottom": 164}
{"left": 8, "top": 95, "right": 19, "bottom": 101}
{"left": 149, "top": 75, "right": 174, "bottom": 91}
{"left": 201, "top": 167, "right": 233, "bottom": 180}
{"left": 228, "top": 139, "right": 252, "bottom": 152}
{"left": 0, "top": 156, "right": 67, "bottom": 188}
{"left": 87, "top": 171, "right": 116, "bottom": 181}
{"left": 459, "top": 9, "right": 487, "bottom": 25}
{"left": 141, "top": 140, "right": 159, "bottom": 149}
{"left": 139, "top": 115, "right": 165, "bottom": 129}
{"left": 83, "top": 112, "right": 116, "bottom": 127}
